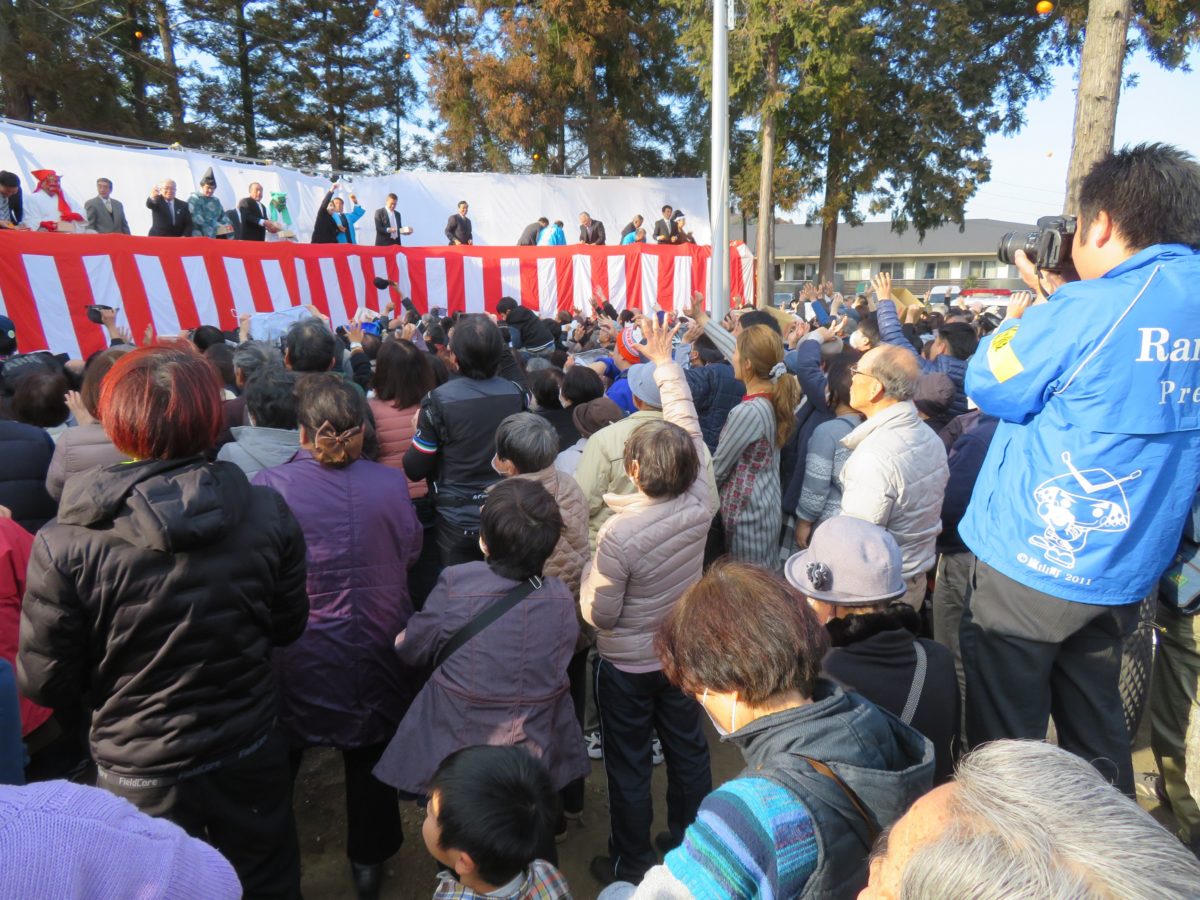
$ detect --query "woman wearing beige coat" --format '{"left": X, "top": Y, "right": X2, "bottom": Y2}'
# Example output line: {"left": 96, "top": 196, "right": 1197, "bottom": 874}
{"left": 580, "top": 318, "right": 718, "bottom": 886}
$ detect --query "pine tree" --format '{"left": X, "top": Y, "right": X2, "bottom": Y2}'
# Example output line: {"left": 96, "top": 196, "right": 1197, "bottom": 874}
{"left": 416, "top": 0, "right": 700, "bottom": 176}
{"left": 256, "top": 0, "right": 413, "bottom": 170}
{"left": 0, "top": 0, "right": 143, "bottom": 135}
{"left": 675, "top": 0, "right": 1064, "bottom": 292}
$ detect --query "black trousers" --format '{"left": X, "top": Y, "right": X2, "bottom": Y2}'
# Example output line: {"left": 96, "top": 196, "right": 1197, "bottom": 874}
{"left": 595, "top": 659, "right": 711, "bottom": 882}
{"left": 289, "top": 741, "right": 402, "bottom": 865}
{"left": 99, "top": 731, "right": 301, "bottom": 900}
{"left": 960, "top": 558, "right": 1141, "bottom": 796}
{"left": 409, "top": 498, "right": 443, "bottom": 611}
{"left": 559, "top": 647, "right": 590, "bottom": 816}
{"left": 434, "top": 514, "right": 484, "bottom": 567}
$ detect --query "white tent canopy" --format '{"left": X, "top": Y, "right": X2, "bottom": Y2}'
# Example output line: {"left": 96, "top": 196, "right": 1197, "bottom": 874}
{"left": 0, "top": 119, "right": 711, "bottom": 246}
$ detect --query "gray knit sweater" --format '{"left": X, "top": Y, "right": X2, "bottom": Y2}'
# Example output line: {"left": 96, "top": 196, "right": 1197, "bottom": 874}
{"left": 796, "top": 413, "right": 862, "bottom": 525}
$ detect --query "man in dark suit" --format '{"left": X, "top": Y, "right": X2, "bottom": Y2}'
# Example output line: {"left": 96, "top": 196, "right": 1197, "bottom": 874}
{"left": 311, "top": 187, "right": 339, "bottom": 244}
{"left": 236, "top": 183, "right": 277, "bottom": 241}
{"left": 374, "top": 193, "right": 413, "bottom": 246}
{"left": 652, "top": 205, "right": 675, "bottom": 244}
{"left": 620, "top": 214, "right": 643, "bottom": 242}
{"left": 224, "top": 205, "right": 244, "bottom": 240}
{"left": 444, "top": 200, "right": 472, "bottom": 245}
{"left": 517, "top": 217, "right": 548, "bottom": 246}
{"left": 578, "top": 212, "right": 606, "bottom": 245}
{"left": 84, "top": 178, "right": 131, "bottom": 234}
{"left": 145, "top": 179, "right": 191, "bottom": 237}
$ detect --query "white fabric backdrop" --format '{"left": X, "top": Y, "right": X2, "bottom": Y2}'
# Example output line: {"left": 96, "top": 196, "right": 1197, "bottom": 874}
{"left": 0, "top": 120, "right": 711, "bottom": 246}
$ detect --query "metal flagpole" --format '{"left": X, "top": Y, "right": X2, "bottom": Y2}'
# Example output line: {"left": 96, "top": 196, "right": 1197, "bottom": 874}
{"left": 708, "top": 0, "right": 731, "bottom": 320}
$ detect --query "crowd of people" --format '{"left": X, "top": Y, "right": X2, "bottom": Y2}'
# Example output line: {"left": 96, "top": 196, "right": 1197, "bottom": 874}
{"left": 0, "top": 166, "right": 695, "bottom": 250}
{"left": 1, "top": 141, "right": 1199, "bottom": 899}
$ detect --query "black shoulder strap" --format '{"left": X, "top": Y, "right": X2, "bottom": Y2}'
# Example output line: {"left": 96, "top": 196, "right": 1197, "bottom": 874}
{"left": 433, "top": 577, "right": 541, "bottom": 670}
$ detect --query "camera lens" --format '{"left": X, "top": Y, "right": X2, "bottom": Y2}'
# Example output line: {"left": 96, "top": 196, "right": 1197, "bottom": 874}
{"left": 997, "top": 231, "right": 1040, "bottom": 265}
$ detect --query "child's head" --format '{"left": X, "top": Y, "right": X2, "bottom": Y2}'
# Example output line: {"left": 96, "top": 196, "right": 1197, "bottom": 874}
{"left": 479, "top": 478, "right": 562, "bottom": 581}
{"left": 423, "top": 746, "right": 558, "bottom": 889}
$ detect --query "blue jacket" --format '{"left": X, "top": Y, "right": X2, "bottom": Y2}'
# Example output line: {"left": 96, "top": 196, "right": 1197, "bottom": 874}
{"left": 606, "top": 371, "right": 636, "bottom": 415}
{"left": 683, "top": 362, "right": 743, "bottom": 452}
{"left": 877, "top": 299, "right": 969, "bottom": 418}
{"left": 537, "top": 225, "right": 566, "bottom": 246}
{"left": 333, "top": 205, "right": 365, "bottom": 244}
{"left": 961, "top": 245, "right": 1200, "bottom": 605}
{"left": 781, "top": 339, "right": 835, "bottom": 515}
{"left": 938, "top": 411, "right": 998, "bottom": 554}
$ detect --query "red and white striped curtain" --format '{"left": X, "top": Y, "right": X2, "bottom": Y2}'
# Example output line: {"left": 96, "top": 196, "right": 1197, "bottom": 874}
{"left": 0, "top": 234, "right": 755, "bottom": 359}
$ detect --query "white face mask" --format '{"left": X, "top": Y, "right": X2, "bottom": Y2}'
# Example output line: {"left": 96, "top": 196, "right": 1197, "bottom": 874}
{"left": 701, "top": 688, "right": 736, "bottom": 737}
{"left": 849, "top": 329, "right": 868, "bottom": 351}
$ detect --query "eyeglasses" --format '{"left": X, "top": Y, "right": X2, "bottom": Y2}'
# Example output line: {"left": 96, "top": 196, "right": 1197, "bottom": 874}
{"left": 849, "top": 366, "right": 876, "bottom": 380}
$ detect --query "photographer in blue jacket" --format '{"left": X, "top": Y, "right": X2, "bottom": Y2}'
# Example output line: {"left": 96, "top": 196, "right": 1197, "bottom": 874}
{"left": 959, "top": 143, "right": 1200, "bottom": 798}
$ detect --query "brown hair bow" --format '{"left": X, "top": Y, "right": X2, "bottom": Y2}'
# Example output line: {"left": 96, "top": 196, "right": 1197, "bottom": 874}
{"left": 311, "top": 420, "right": 364, "bottom": 467}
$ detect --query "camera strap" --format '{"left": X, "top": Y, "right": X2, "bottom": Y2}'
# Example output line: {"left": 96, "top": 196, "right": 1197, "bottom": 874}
{"left": 432, "top": 576, "right": 542, "bottom": 670}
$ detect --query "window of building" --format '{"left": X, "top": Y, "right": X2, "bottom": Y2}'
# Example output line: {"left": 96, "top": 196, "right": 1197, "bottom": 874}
{"left": 968, "top": 259, "right": 998, "bottom": 278}
{"left": 923, "top": 260, "right": 950, "bottom": 280}
{"left": 877, "top": 261, "right": 903, "bottom": 277}
{"left": 792, "top": 262, "right": 816, "bottom": 281}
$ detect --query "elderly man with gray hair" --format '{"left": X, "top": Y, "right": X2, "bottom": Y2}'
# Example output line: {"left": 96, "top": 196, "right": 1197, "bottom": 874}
{"left": 859, "top": 739, "right": 1200, "bottom": 899}
{"left": 840, "top": 345, "right": 949, "bottom": 609}
{"left": 145, "top": 178, "right": 191, "bottom": 237}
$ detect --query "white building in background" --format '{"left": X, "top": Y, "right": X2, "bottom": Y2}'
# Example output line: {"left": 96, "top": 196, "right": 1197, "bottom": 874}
{"left": 736, "top": 218, "right": 1032, "bottom": 294}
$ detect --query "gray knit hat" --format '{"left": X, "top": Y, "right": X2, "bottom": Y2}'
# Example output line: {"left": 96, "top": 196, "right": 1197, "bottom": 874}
{"left": 784, "top": 516, "right": 905, "bottom": 605}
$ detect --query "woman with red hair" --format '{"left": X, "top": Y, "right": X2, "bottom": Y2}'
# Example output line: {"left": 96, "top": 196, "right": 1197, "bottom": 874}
{"left": 17, "top": 344, "right": 310, "bottom": 898}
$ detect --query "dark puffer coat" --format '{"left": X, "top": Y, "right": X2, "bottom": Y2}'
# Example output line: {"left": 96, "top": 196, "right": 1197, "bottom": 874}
{"left": 0, "top": 420, "right": 56, "bottom": 532}
{"left": 17, "top": 457, "right": 308, "bottom": 776}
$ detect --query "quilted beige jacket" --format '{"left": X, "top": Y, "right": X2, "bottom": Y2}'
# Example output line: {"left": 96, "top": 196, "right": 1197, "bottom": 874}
{"left": 580, "top": 363, "right": 718, "bottom": 673}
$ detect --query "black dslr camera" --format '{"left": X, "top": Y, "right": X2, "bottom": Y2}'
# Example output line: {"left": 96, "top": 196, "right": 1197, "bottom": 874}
{"left": 997, "top": 215, "right": 1077, "bottom": 272}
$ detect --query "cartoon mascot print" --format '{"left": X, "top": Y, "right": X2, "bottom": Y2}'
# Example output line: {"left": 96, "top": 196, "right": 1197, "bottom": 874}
{"left": 1028, "top": 452, "right": 1142, "bottom": 570}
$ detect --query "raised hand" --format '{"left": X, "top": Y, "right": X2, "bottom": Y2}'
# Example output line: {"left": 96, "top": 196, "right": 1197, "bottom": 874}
{"left": 65, "top": 390, "right": 95, "bottom": 426}
{"left": 786, "top": 318, "right": 810, "bottom": 348}
{"left": 687, "top": 290, "right": 708, "bottom": 322}
{"left": 638, "top": 314, "right": 680, "bottom": 365}
{"left": 346, "top": 323, "right": 365, "bottom": 345}
{"left": 1014, "top": 249, "right": 1066, "bottom": 301}
{"left": 871, "top": 271, "right": 892, "bottom": 301}
{"left": 304, "top": 304, "right": 331, "bottom": 326}
{"left": 1006, "top": 291, "right": 1035, "bottom": 320}
{"left": 142, "top": 322, "right": 155, "bottom": 345}
{"left": 683, "top": 320, "right": 706, "bottom": 345}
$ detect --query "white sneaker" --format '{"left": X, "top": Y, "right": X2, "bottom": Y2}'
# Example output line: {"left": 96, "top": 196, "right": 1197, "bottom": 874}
{"left": 652, "top": 736, "right": 665, "bottom": 766}
{"left": 586, "top": 730, "right": 603, "bottom": 760}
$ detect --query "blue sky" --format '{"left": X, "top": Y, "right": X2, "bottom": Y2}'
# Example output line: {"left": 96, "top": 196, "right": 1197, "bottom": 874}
{"left": 960, "top": 47, "right": 1200, "bottom": 224}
